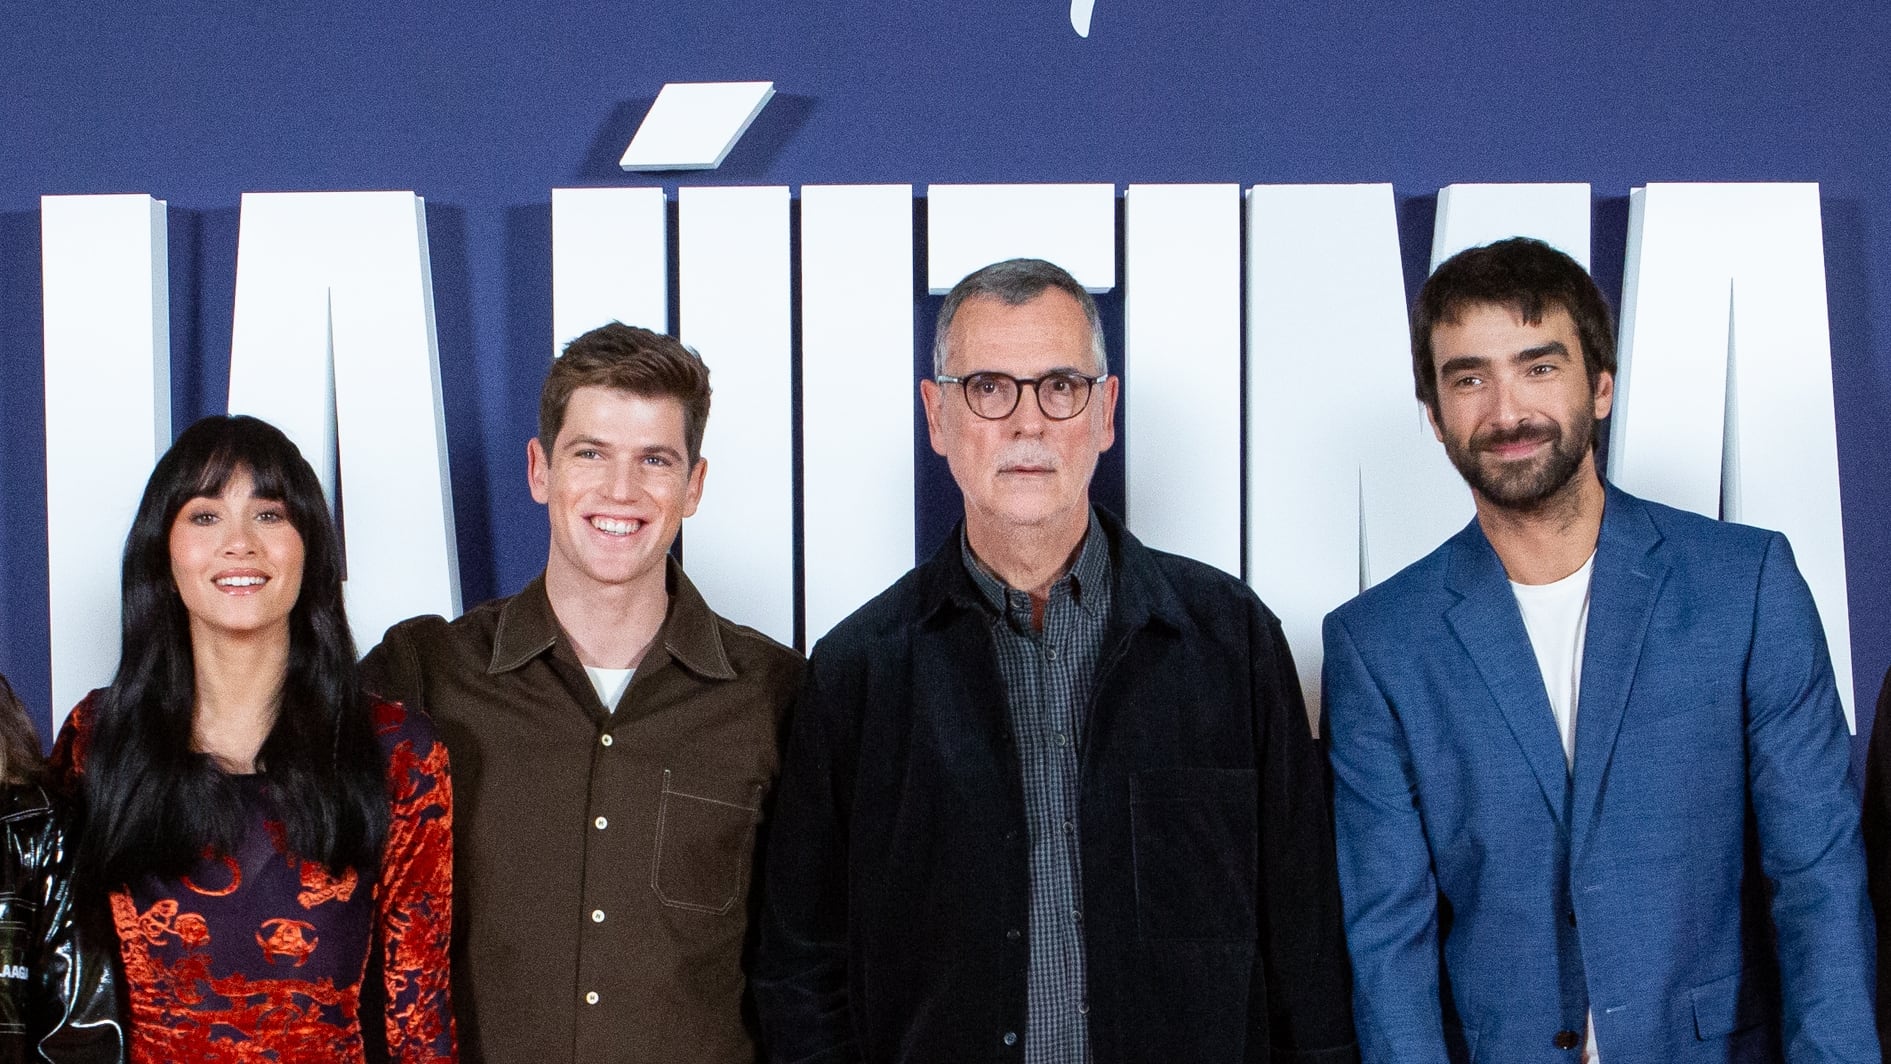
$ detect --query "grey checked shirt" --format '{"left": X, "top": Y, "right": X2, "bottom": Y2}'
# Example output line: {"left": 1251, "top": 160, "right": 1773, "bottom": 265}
{"left": 962, "top": 513, "right": 1112, "bottom": 1064}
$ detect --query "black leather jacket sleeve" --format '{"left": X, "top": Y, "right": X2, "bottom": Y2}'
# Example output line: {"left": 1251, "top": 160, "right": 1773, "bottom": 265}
{"left": 1, "top": 785, "right": 126, "bottom": 1064}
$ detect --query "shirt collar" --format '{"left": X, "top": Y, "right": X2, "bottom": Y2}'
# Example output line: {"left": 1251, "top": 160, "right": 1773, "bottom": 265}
{"left": 489, "top": 575, "right": 560, "bottom": 673}
{"left": 658, "top": 558, "right": 738, "bottom": 680}
{"left": 489, "top": 558, "right": 736, "bottom": 681}
{"left": 959, "top": 509, "right": 1110, "bottom": 617}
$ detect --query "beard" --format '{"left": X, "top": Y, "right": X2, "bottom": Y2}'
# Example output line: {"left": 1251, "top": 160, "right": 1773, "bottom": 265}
{"left": 1443, "top": 409, "right": 1595, "bottom": 512}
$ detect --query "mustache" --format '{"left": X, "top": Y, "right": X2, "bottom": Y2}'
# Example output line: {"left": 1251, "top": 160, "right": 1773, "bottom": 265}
{"left": 997, "top": 443, "right": 1060, "bottom": 471}
{"left": 1471, "top": 422, "right": 1558, "bottom": 451}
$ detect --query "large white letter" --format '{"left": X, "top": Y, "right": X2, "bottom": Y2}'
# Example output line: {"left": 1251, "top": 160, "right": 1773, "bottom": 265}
{"left": 925, "top": 184, "right": 1117, "bottom": 293}
{"left": 1124, "top": 183, "right": 1242, "bottom": 577}
{"left": 1609, "top": 182, "right": 1853, "bottom": 723}
{"left": 551, "top": 186, "right": 669, "bottom": 356}
{"left": 678, "top": 186, "right": 795, "bottom": 645}
{"left": 41, "top": 194, "right": 171, "bottom": 727}
{"left": 1247, "top": 185, "right": 1469, "bottom": 718}
{"left": 800, "top": 185, "right": 915, "bottom": 648}
{"left": 1432, "top": 183, "right": 1591, "bottom": 269}
{"left": 228, "top": 191, "right": 460, "bottom": 650}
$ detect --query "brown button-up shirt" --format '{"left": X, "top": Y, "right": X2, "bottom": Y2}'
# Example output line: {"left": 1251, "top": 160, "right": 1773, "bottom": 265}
{"left": 361, "top": 560, "right": 801, "bottom": 1064}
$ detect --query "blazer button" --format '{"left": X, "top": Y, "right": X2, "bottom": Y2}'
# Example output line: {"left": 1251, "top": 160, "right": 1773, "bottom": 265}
{"left": 1006, "top": 928, "right": 1021, "bottom": 941}
{"left": 1553, "top": 1030, "right": 1580, "bottom": 1050}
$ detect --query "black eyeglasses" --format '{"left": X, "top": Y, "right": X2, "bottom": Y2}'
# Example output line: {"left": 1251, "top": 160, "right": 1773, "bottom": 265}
{"left": 934, "top": 370, "right": 1107, "bottom": 421}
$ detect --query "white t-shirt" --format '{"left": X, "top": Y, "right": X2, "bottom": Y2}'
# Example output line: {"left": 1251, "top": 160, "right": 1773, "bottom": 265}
{"left": 584, "top": 665, "right": 635, "bottom": 713}
{"left": 1510, "top": 550, "right": 1598, "bottom": 1061}
{"left": 1510, "top": 552, "right": 1596, "bottom": 770}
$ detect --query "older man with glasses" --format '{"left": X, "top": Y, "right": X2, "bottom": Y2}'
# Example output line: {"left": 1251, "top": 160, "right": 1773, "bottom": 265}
{"left": 754, "top": 258, "right": 1359, "bottom": 1064}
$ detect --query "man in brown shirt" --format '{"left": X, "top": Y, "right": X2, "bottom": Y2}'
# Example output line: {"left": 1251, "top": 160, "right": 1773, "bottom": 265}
{"left": 362, "top": 324, "right": 802, "bottom": 1064}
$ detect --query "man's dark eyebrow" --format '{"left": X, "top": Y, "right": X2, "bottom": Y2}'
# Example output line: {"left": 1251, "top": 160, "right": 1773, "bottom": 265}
{"left": 1438, "top": 354, "right": 1491, "bottom": 378}
{"left": 1515, "top": 341, "right": 1570, "bottom": 362}
{"left": 641, "top": 444, "right": 684, "bottom": 460}
{"left": 565, "top": 435, "right": 611, "bottom": 450}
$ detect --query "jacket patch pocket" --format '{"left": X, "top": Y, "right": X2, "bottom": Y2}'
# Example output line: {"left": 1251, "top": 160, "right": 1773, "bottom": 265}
{"left": 1130, "top": 768, "right": 1257, "bottom": 941}
{"left": 651, "top": 770, "right": 763, "bottom": 915}
{"left": 1689, "top": 968, "right": 1771, "bottom": 1040}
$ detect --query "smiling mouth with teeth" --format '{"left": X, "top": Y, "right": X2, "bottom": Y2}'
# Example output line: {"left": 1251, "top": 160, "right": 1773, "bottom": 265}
{"left": 590, "top": 516, "right": 644, "bottom": 537}
{"left": 215, "top": 575, "right": 267, "bottom": 588}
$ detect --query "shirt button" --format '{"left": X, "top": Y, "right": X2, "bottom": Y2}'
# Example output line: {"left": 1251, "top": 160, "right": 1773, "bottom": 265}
{"left": 1078, "top": 999, "right": 1090, "bottom": 1016}
{"left": 585, "top": 991, "right": 600, "bottom": 1005}
{"left": 1553, "top": 1030, "right": 1579, "bottom": 1050}
{"left": 600, "top": 734, "right": 613, "bottom": 747}
{"left": 1062, "top": 818, "right": 1074, "bottom": 834}
{"left": 594, "top": 816, "right": 608, "bottom": 830}
{"left": 1002, "top": 1031, "right": 1018, "bottom": 1047}
{"left": 592, "top": 909, "right": 606, "bottom": 923}
{"left": 1006, "top": 928, "right": 1021, "bottom": 941}
{"left": 1055, "top": 731, "right": 1070, "bottom": 747}
{"left": 1071, "top": 907, "right": 1083, "bottom": 922}
{"left": 1047, "top": 646, "right": 1059, "bottom": 661}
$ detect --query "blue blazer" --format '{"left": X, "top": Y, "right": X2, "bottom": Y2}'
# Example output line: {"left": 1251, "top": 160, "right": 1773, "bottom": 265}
{"left": 1323, "top": 485, "right": 1876, "bottom": 1064}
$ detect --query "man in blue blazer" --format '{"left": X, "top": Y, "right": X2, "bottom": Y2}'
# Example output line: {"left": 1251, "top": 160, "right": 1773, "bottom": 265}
{"left": 1324, "top": 237, "right": 1876, "bottom": 1063}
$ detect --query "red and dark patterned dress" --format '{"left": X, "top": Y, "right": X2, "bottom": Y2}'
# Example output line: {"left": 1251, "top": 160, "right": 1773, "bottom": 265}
{"left": 54, "top": 694, "right": 456, "bottom": 1064}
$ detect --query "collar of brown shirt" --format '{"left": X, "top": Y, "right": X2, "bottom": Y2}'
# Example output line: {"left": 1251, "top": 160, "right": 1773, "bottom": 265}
{"left": 488, "top": 557, "right": 739, "bottom": 691}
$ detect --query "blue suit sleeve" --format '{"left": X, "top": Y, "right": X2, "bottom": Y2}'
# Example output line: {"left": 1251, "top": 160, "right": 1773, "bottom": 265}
{"left": 1322, "top": 612, "right": 1451, "bottom": 1064}
{"left": 1743, "top": 532, "right": 1877, "bottom": 1063}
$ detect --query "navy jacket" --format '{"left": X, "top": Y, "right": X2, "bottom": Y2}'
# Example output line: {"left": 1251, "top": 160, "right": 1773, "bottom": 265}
{"left": 755, "top": 510, "right": 1357, "bottom": 1064}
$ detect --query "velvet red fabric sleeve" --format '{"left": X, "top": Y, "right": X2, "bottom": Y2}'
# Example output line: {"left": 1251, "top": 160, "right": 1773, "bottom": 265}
{"left": 370, "top": 699, "right": 458, "bottom": 1063}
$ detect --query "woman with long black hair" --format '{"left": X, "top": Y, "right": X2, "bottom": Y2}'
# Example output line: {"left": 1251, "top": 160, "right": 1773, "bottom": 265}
{"left": 51, "top": 414, "right": 454, "bottom": 1062}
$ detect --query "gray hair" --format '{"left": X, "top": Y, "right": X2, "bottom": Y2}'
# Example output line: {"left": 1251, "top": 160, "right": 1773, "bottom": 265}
{"left": 931, "top": 258, "right": 1109, "bottom": 377}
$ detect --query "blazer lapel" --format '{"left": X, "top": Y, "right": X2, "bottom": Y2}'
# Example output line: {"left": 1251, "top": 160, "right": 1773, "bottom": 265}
{"left": 1569, "top": 488, "right": 1669, "bottom": 864}
{"left": 1443, "top": 522, "right": 1572, "bottom": 833}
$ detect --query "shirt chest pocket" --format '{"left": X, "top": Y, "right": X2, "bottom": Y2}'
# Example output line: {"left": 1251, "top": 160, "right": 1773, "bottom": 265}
{"left": 651, "top": 769, "right": 764, "bottom": 915}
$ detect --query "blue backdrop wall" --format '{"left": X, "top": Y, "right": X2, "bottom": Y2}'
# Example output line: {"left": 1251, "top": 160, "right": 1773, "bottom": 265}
{"left": 3, "top": 0, "right": 1888, "bottom": 773}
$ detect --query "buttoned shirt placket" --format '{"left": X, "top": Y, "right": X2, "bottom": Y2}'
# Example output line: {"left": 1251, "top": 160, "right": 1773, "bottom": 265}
{"left": 964, "top": 517, "right": 1111, "bottom": 1064}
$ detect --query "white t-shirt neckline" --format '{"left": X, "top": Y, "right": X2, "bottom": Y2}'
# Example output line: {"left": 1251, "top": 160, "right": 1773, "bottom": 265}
{"left": 584, "top": 665, "right": 636, "bottom": 712}
{"left": 1509, "top": 550, "right": 1597, "bottom": 771}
